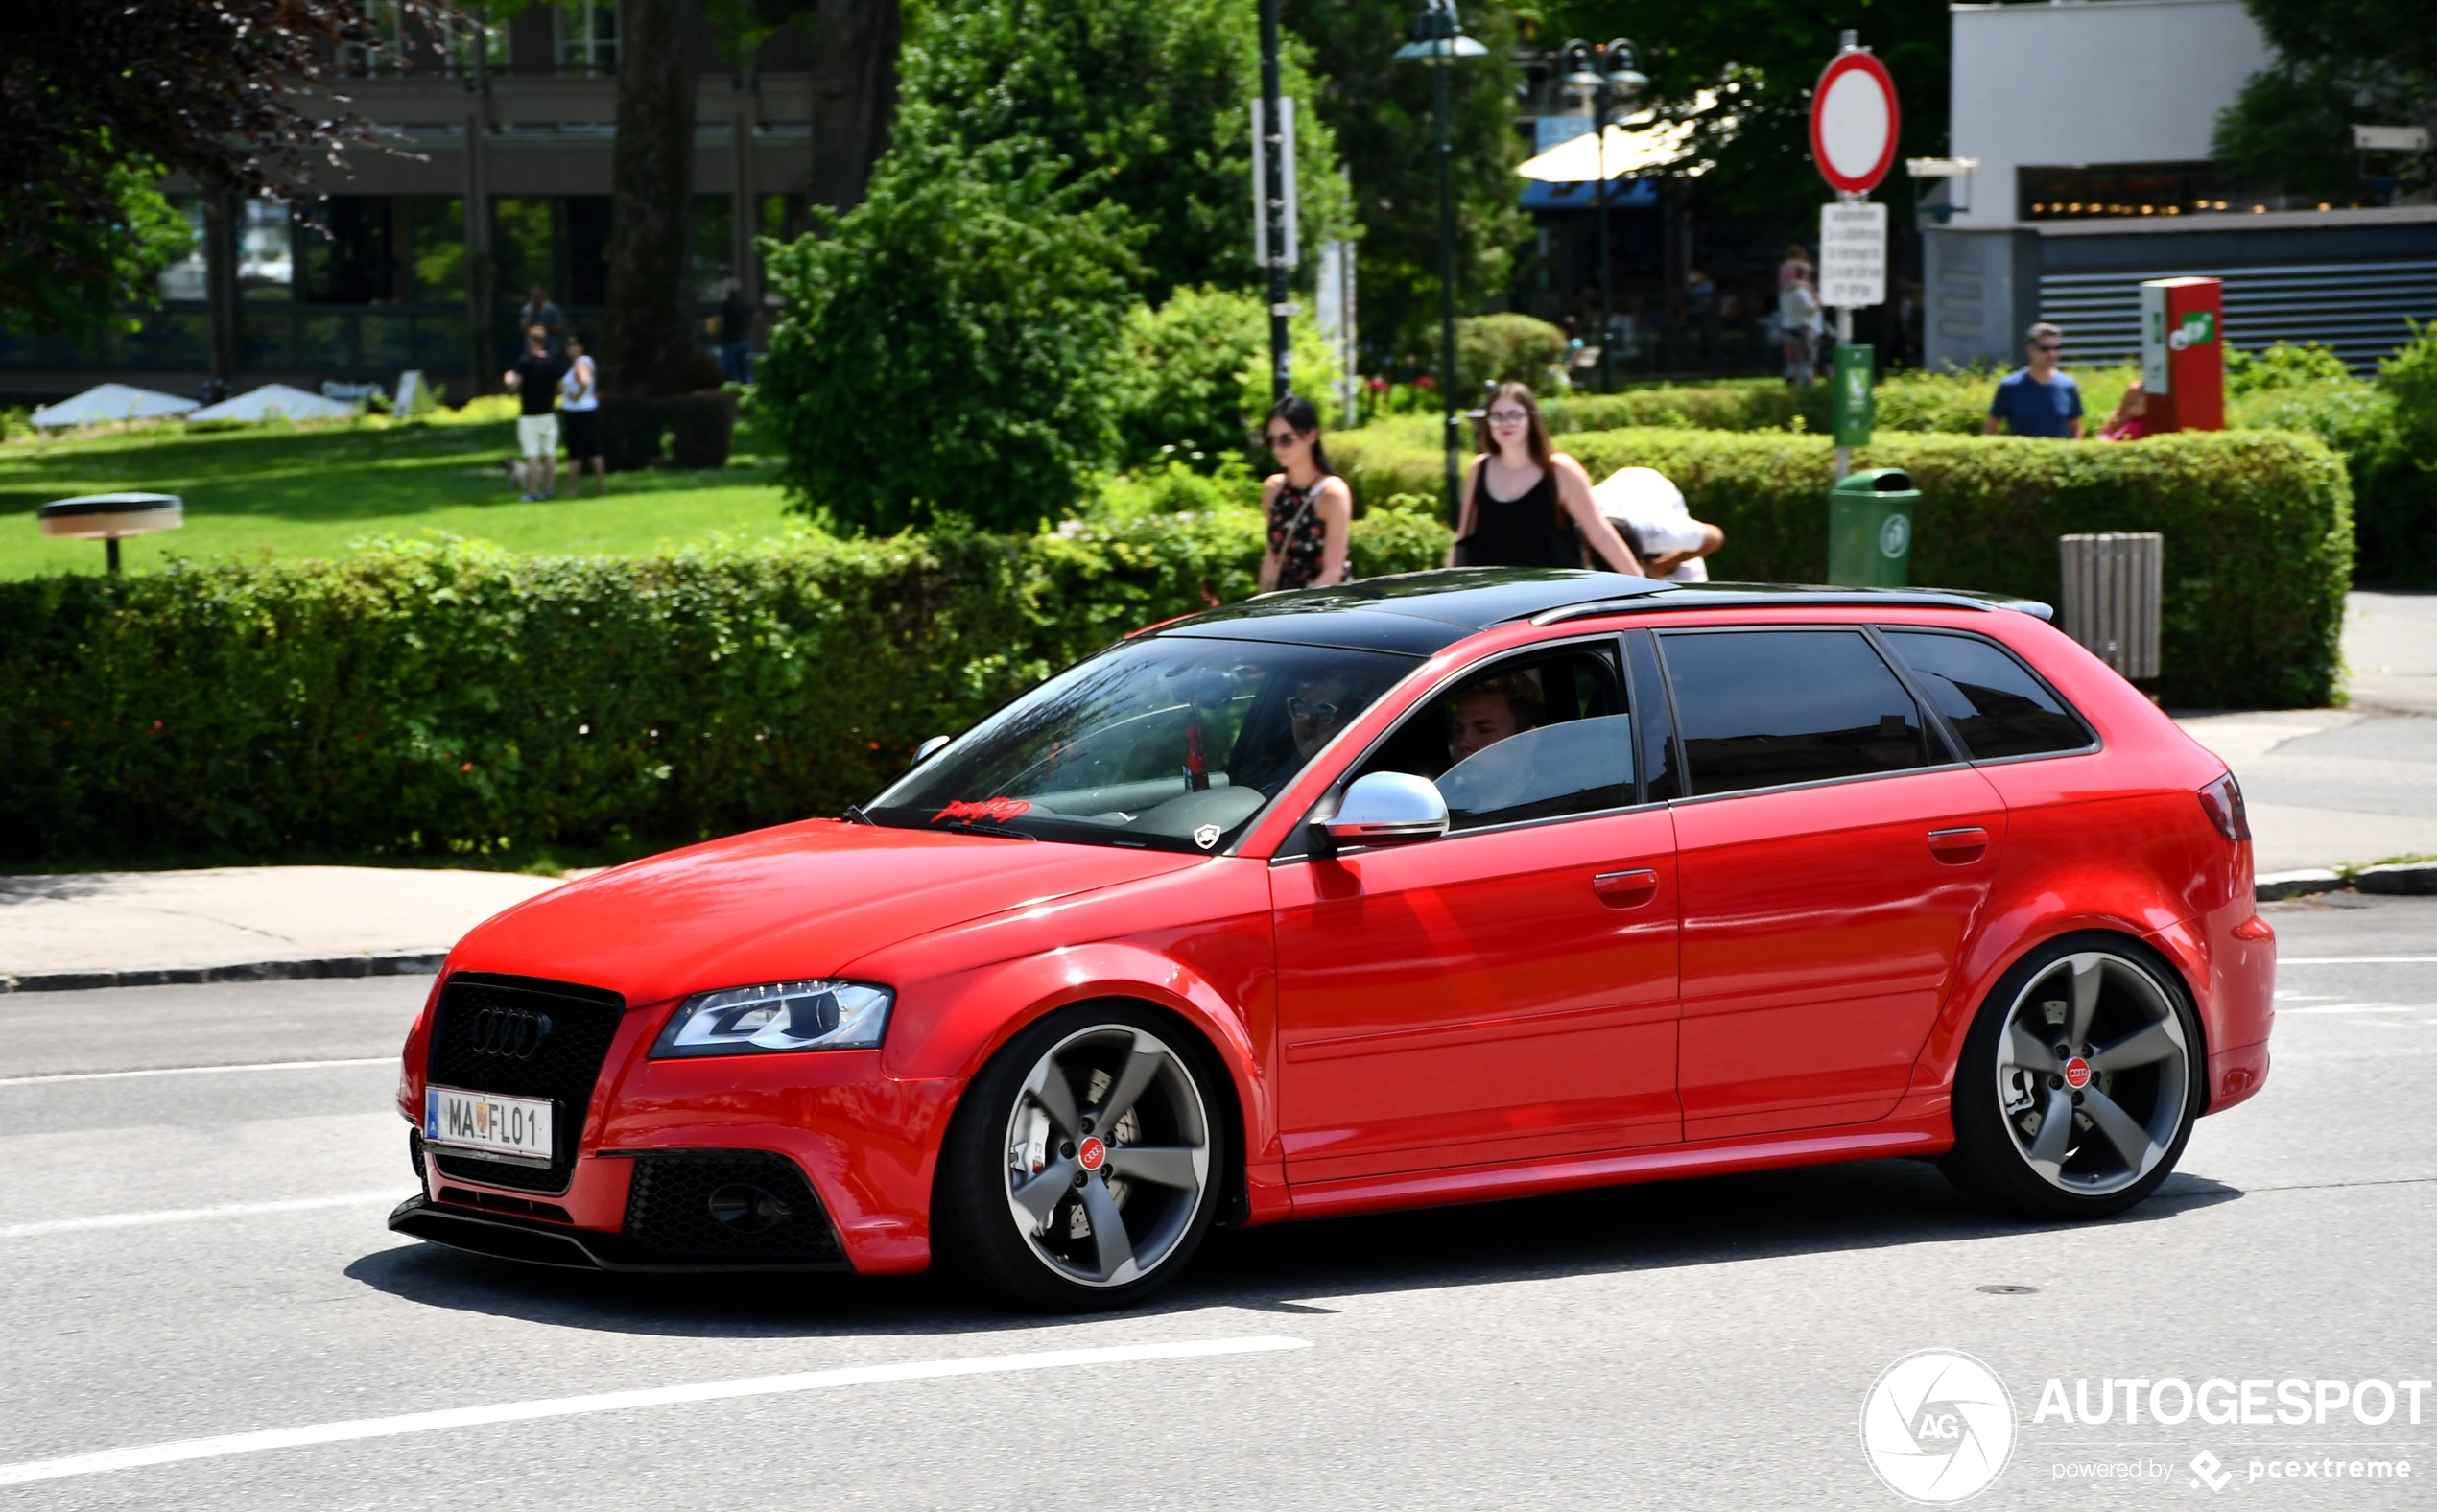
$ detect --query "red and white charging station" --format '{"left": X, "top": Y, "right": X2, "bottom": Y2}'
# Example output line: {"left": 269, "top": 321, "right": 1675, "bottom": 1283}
{"left": 2139, "top": 276, "right": 2224, "bottom": 433}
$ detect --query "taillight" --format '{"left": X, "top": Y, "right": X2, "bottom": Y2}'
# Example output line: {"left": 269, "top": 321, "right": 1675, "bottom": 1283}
{"left": 2198, "top": 771, "right": 2251, "bottom": 842}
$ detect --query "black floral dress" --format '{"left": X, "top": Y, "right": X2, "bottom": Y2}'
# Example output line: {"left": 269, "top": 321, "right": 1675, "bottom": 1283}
{"left": 1267, "top": 479, "right": 1330, "bottom": 590}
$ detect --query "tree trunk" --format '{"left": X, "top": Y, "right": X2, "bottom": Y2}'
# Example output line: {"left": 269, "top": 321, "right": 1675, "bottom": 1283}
{"left": 806, "top": 0, "right": 901, "bottom": 212}
{"left": 603, "top": 0, "right": 719, "bottom": 398}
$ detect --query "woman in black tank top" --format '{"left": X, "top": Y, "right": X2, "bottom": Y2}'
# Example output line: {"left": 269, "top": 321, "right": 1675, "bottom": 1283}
{"left": 1448, "top": 383, "right": 1644, "bottom": 575}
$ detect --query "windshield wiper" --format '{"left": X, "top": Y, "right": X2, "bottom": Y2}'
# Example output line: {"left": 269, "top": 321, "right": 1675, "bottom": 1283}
{"left": 932, "top": 818, "right": 1036, "bottom": 840}
{"left": 841, "top": 803, "right": 876, "bottom": 825}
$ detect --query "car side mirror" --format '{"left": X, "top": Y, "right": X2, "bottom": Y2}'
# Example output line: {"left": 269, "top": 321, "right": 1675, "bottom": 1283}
{"left": 1319, "top": 771, "right": 1449, "bottom": 845}
{"left": 914, "top": 736, "right": 951, "bottom": 765}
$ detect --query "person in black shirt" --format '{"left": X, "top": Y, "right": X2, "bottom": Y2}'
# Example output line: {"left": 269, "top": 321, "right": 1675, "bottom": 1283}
{"left": 502, "top": 324, "right": 569, "bottom": 500}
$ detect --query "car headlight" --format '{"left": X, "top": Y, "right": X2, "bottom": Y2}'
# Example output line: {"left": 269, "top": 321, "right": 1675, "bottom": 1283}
{"left": 650, "top": 980, "right": 893, "bottom": 1058}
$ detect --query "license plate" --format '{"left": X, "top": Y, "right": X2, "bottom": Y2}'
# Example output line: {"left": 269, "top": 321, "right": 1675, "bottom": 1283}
{"left": 423, "top": 1085, "right": 555, "bottom": 1165}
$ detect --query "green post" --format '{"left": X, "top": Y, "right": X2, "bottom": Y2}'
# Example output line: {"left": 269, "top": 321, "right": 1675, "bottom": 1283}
{"left": 1827, "top": 466, "right": 1918, "bottom": 587}
{"left": 1831, "top": 343, "right": 1874, "bottom": 447}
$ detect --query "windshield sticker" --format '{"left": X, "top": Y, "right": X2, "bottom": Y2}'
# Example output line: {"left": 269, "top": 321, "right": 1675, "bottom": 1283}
{"left": 935, "top": 796, "right": 1032, "bottom": 825}
{"left": 1194, "top": 823, "right": 1222, "bottom": 849}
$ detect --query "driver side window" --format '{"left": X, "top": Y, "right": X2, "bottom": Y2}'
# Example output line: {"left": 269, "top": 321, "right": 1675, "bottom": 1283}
{"left": 1356, "top": 647, "right": 1634, "bottom": 831}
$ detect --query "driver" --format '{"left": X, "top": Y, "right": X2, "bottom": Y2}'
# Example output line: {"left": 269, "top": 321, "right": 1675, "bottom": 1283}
{"left": 1289, "top": 669, "right": 1366, "bottom": 760}
{"left": 1450, "top": 673, "right": 1541, "bottom": 763}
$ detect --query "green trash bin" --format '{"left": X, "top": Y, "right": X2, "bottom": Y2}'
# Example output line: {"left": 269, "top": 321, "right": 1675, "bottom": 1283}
{"left": 1827, "top": 467, "right": 1919, "bottom": 587}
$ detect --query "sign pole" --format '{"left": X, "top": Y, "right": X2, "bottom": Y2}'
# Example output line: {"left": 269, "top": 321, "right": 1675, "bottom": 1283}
{"left": 1810, "top": 34, "right": 1896, "bottom": 482}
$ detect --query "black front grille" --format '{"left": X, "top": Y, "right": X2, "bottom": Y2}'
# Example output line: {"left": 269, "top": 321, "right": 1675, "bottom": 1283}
{"left": 439, "top": 1187, "right": 574, "bottom": 1223}
{"left": 622, "top": 1151, "right": 842, "bottom": 1263}
{"left": 428, "top": 972, "right": 625, "bottom": 1193}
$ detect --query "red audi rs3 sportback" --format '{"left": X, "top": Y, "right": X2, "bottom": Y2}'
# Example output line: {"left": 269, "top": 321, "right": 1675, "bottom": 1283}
{"left": 390, "top": 570, "right": 2275, "bottom": 1310}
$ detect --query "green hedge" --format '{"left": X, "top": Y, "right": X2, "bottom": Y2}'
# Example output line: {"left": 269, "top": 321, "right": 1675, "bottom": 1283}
{"left": 1331, "top": 424, "right": 2349, "bottom": 706}
{"left": 0, "top": 509, "right": 1451, "bottom": 862}
{"left": 1567, "top": 429, "right": 2351, "bottom": 707}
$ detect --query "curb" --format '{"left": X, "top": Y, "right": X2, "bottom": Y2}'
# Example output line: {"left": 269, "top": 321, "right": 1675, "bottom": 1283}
{"left": 2258, "top": 861, "right": 2437, "bottom": 903}
{"left": 0, "top": 950, "right": 445, "bottom": 995}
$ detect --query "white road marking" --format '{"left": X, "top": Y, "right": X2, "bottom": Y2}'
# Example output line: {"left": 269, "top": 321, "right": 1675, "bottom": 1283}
{"left": 2277, "top": 1004, "right": 2424, "bottom": 1014}
{"left": 2279, "top": 957, "right": 2437, "bottom": 965}
{"left": 0, "top": 1192, "right": 409, "bottom": 1240}
{"left": 0, "top": 1057, "right": 390, "bottom": 1088}
{"left": 0, "top": 1336, "right": 1313, "bottom": 1486}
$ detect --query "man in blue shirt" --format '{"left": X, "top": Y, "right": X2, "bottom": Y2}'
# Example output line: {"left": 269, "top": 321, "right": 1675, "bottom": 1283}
{"left": 1985, "top": 321, "right": 2085, "bottom": 438}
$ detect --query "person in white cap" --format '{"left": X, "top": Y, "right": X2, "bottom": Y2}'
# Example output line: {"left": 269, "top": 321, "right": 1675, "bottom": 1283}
{"left": 1591, "top": 466, "right": 1725, "bottom": 581}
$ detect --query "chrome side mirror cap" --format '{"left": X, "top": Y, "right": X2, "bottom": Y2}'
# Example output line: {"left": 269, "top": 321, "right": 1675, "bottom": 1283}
{"left": 914, "top": 735, "right": 951, "bottom": 765}
{"left": 1320, "top": 771, "right": 1449, "bottom": 845}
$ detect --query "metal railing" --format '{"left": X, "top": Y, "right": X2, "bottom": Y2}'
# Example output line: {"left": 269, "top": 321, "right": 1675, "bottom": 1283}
{"left": 2058, "top": 532, "right": 2163, "bottom": 682}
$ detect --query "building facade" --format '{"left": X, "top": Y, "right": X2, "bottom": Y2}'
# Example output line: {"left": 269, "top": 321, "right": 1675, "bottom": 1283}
{"left": 1927, "top": 0, "right": 2437, "bottom": 372}
{"left": 0, "top": 6, "right": 840, "bottom": 404}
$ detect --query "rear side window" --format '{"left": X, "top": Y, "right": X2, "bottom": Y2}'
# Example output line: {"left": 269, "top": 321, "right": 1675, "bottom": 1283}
{"left": 1882, "top": 630, "right": 2092, "bottom": 760}
{"left": 1659, "top": 629, "right": 1933, "bottom": 796}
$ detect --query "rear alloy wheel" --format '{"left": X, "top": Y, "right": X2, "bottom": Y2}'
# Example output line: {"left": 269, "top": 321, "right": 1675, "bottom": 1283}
{"left": 1942, "top": 937, "right": 2201, "bottom": 1219}
{"left": 935, "top": 1006, "right": 1221, "bottom": 1310}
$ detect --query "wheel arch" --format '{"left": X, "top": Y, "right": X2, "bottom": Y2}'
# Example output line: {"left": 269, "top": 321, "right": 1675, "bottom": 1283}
{"left": 1909, "top": 913, "right": 2211, "bottom": 1108}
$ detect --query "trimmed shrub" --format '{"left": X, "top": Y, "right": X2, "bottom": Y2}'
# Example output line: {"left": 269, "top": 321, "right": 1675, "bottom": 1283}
{"left": 1456, "top": 314, "right": 1570, "bottom": 398}
{"left": 0, "top": 513, "right": 1449, "bottom": 863}
{"left": 1557, "top": 428, "right": 2351, "bottom": 707}
{"left": 1541, "top": 386, "right": 1811, "bottom": 435}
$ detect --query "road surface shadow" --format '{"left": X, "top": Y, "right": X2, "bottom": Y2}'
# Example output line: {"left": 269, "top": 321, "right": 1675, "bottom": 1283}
{"left": 343, "top": 1157, "right": 2240, "bottom": 1339}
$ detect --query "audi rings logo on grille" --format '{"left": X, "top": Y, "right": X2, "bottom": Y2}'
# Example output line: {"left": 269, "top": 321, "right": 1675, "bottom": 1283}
{"left": 469, "top": 1005, "right": 554, "bottom": 1059}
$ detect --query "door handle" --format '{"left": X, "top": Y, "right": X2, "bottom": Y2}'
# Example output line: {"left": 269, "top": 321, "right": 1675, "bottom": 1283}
{"left": 1927, "top": 826, "right": 1989, "bottom": 862}
{"left": 1593, "top": 867, "right": 1660, "bottom": 908}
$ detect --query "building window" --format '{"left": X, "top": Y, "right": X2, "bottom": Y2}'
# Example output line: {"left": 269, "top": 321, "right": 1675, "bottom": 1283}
{"left": 157, "top": 198, "right": 209, "bottom": 302}
{"left": 2019, "top": 163, "right": 2233, "bottom": 221}
{"left": 239, "top": 199, "right": 294, "bottom": 301}
{"left": 559, "top": 0, "right": 619, "bottom": 74}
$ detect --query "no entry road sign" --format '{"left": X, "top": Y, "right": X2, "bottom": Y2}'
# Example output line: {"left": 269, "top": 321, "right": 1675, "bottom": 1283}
{"left": 1810, "top": 49, "right": 1901, "bottom": 196}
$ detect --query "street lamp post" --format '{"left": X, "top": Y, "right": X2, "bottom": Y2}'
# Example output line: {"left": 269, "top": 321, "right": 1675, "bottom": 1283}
{"left": 1395, "top": 0, "right": 1484, "bottom": 528}
{"left": 1558, "top": 39, "right": 1645, "bottom": 393}
{"left": 1258, "top": 0, "right": 1290, "bottom": 402}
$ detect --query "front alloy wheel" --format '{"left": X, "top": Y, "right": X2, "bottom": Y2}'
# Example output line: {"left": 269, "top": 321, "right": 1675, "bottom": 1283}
{"left": 1944, "top": 937, "right": 2201, "bottom": 1219}
{"left": 936, "top": 1006, "right": 1222, "bottom": 1309}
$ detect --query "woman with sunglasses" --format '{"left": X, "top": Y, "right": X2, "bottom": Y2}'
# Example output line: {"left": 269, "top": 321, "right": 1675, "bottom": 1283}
{"left": 1448, "top": 383, "right": 1643, "bottom": 575}
{"left": 1258, "top": 395, "right": 1354, "bottom": 593}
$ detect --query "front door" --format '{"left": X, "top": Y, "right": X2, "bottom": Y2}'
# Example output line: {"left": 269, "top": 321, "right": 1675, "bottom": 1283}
{"left": 1654, "top": 626, "right": 2007, "bottom": 1142}
{"left": 1272, "top": 642, "right": 1682, "bottom": 1184}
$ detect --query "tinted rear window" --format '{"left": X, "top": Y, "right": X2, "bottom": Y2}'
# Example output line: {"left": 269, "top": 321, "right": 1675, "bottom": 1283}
{"left": 1659, "top": 629, "right": 1932, "bottom": 796}
{"left": 1882, "top": 630, "right": 2092, "bottom": 760}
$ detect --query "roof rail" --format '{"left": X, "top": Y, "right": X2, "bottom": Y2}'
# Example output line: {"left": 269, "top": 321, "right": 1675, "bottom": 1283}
{"left": 1525, "top": 584, "right": 2054, "bottom": 626}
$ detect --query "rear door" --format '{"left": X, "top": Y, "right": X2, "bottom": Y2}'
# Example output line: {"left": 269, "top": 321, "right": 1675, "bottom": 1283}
{"left": 1271, "top": 638, "right": 1681, "bottom": 1183}
{"left": 1655, "top": 626, "right": 2008, "bottom": 1141}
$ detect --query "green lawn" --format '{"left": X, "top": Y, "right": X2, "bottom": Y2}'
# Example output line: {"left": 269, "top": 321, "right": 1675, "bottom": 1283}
{"left": 0, "top": 411, "right": 802, "bottom": 578}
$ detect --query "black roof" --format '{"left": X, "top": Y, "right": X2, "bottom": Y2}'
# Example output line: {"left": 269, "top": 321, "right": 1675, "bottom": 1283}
{"left": 1153, "top": 569, "right": 2050, "bottom": 655}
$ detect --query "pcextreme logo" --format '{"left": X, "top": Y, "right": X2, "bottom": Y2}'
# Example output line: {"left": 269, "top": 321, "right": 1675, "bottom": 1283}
{"left": 1861, "top": 1350, "right": 2017, "bottom": 1504}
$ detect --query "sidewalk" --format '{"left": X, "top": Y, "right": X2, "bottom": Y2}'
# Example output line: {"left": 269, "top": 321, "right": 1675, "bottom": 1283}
{"left": 0, "top": 866, "right": 563, "bottom": 987}
{"left": 2173, "top": 592, "right": 2437, "bottom": 874}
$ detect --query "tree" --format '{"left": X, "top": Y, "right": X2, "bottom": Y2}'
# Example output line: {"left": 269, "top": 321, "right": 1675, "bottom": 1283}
{"left": 757, "top": 118, "right": 1141, "bottom": 533}
{"left": 602, "top": 0, "right": 722, "bottom": 397}
{"left": 902, "top": 0, "right": 1350, "bottom": 304}
{"left": 2213, "top": 0, "right": 2436, "bottom": 202}
{"left": 0, "top": 0, "right": 398, "bottom": 337}
{"left": 1286, "top": 0, "right": 1530, "bottom": 360}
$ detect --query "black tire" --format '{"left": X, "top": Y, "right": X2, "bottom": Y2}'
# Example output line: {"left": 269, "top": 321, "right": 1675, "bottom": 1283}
{"left": 933, "top": 1003, "right": 1227, "bottom": 1311}
{"left": 1940, "top": 932, "right": 2204, "bottom": 1220}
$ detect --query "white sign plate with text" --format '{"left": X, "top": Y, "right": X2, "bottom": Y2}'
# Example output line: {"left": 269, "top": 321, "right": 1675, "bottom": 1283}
{"left": 1819, "top": 201, "right": 1887, "bottom": 310}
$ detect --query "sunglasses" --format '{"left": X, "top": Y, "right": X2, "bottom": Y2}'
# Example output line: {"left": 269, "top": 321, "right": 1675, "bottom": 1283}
{"left": 1289, "top": 697, "right": 1340, "bottom": 722}
{"left": 1485, "top": 409, "right": 1529, "bottom": 425}
{"left": 2033, "top": 343, "right": 2063, "bottom": 353}
{"left": 1266, "top": 430, "right": 1303, "bottom": 448}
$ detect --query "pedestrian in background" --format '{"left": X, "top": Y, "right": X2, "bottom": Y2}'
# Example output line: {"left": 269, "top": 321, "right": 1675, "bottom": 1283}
{"left": 559, "top": 331, "right": 607, "bottom": 495}
{"left": 1985, "top": 320, "right": 2085, "bottom": 438}
{"left": 502, "top": 323, "right": 567, "bottom": 501}
{"left": 1258, "top": 395, "right": 1353, "bottom": 592}
{"left": 1447, "top": 384, "right": 1642, "bottom": 574}
{"left": 717, "top": 282, "right": 754, "bottom": 384}
{"left": 1779, "top": 268, "right": 1821, "bottom": 387}
{"left": 2099, "top": 378, "right": 2148, "bottom": 441}
{"left": 516, "top": 284, "right": 565, "bottom": 355}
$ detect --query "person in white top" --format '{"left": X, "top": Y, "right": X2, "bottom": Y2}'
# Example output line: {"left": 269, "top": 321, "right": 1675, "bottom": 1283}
{"left": 1778, "top": 270, "right": 1822, "bottom": 387}
{"left": 1593, "top": 466, "right": 1725, "bottom": 581}
{"left": 558, "top": 332, "right": 606, "bottom": 497}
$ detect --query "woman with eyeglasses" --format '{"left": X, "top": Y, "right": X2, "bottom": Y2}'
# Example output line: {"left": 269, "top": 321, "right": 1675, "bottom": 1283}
{"left": 1258, "top": 395, "right": 1354, "bottom": 593}
{"left": 1448, "top": 383, "right": 1643, "bottom": 575}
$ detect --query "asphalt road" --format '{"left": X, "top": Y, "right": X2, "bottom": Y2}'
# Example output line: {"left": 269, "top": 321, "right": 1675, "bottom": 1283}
{"left": 3, "top": 896, "right": 2432, "bottom": 1510}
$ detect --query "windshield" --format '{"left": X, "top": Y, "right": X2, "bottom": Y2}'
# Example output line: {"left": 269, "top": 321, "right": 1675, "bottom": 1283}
{"left": 869, "top": 636, "right": 1418, "bottom": 853}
